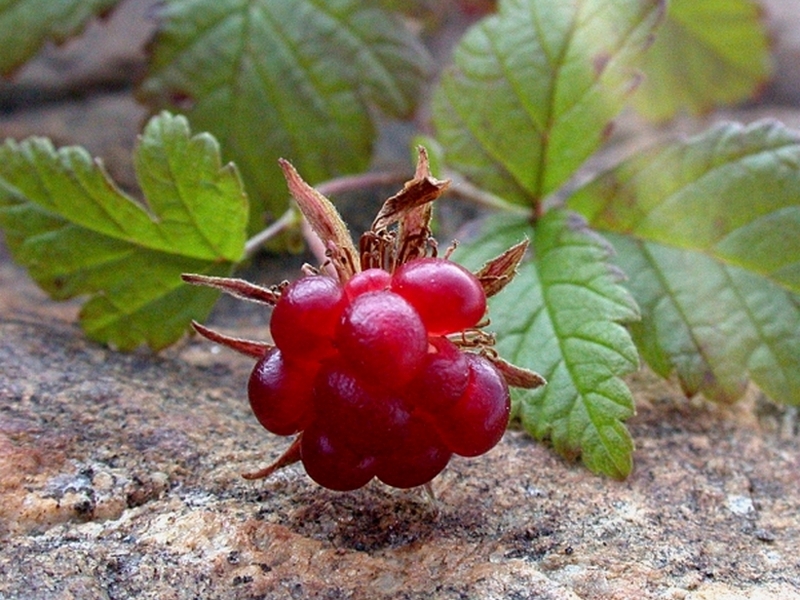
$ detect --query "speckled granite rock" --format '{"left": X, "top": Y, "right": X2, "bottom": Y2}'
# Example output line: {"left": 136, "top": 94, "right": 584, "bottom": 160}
{"left": 1, "top": 242, "right": 799, "bottom": 600}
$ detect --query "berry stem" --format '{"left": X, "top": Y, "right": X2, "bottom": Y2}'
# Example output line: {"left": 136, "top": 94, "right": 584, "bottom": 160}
{"left": 244, "top": 207, "right": 299, "bottom": 258}
{"left": 316, "top": 171, "right": 410, "bottom": 198}
{"left": 444, "top": 171, "right": 531, "bottom": 216}
{"left": 241, "top": 434, "right": 303, "bottom": 480}
{"left": 244, "top": 171, "right": 411, "bottom": 259}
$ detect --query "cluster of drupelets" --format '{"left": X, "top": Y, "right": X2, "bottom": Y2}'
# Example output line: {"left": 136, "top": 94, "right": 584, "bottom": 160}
{"left": 247, "top": 257, "right": 510, "bottom": 491}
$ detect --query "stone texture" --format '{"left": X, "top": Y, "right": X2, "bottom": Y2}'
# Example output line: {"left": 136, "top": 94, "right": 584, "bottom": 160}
{"left": 1, "top": 245, "right": 799, "bottom": 599}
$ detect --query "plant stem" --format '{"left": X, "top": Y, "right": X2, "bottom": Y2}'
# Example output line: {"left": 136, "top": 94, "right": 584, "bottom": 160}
{"left": 445, "top": 171, "right": 531, "bottom": 216}
{"left": 243, "top": 171, "right": 410, "bottom": 258}
{"left": 316, "top": 170, "right": 409, "bottom": 196}
{"left": 243, "top": 169, "right": 531, "bottom": 258}
{"left": 243, "top": 207, "right": 298, "bottom": 258}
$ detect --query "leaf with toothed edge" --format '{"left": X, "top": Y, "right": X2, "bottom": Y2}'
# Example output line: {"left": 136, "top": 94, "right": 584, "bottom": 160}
{"left": 455, "top": 209, "right": 640, "bottom": 479}
{"left": 431, "top": 0, "right": 665, "bottom": 207}
{"left": 0, "top": 0, "right": 121, "bottom": 75}
{"left": 139, "top": 0, "right": 433, "bottom": 228}
{"left": 0, "top": 112, "right": 248, "bottom": 351}
{"left": 632, "top": 0, "right": 772, "bottom": 122}
{"left": 568, "top": 120, "right": 800, "bottom": 406}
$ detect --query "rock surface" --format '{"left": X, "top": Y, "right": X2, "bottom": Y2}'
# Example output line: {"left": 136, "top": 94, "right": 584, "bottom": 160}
{"left": 2, "top": 1, "right": 800, "bottom": 598}
{"left": 2, "top": 244, "right": 800, "bottom": 600}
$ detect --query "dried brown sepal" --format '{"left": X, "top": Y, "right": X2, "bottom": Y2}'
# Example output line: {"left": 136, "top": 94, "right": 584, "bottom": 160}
{"left": 362, "top": 148, "right": 450, "bottom": 272}
{"left": 488, "top": 354, "right": 547, "bottom": 389}
{"left": 279, "top": 158, "right": 359, "bottom": 282}
{"left": 474, "top": 239, "right": 530, "bottom": 298}
{"left": 359, "top": 230, "right": 393, "bottom": 272}
{"left": 191, "top": 321, "right": 271, "bottom": 359}
{"left": 371, "top": 149, "right": 449, "bottom": 232}
{"left": 399, "top": 147, "right": 446, "bottom": 262}
{"left": 242, "top": 434, "right": 302, "bottom": 480}
{"left": 325, "top": 240, "right": 360, "bottom": 284}
{"left": 182, "top": 273, "right": 281, "bottom": 305}
{"left": 449, "top": 328, "right": 496, "bottom": 350}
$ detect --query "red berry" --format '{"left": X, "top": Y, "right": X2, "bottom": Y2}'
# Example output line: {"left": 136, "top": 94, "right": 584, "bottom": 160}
{"left": 408, "top": 337, "right": 469, "bottom": 415}
{"left": 375, "top": 416, "right": 451, "bottom": 488}
{"left": 300, "top": 422, "right": 377, "bottom": 491}
{"left": 248, "top": 348, "right": 316, "bottom": 436}
{"left": 314, "top": 359, "right": 412, "bottom": 456}
{"left": 435, "top": 353, "right": 510, "bottom": 457}
{"left": 344, "top": 268, "right": 392, "bottom": 300}
{"left": 270, "top": 276, "right": 345, "bottom": 361}
{"left": 335, "top": 290, "right": 428, "bottom": 389}
{"left": 391, "top": 257, "right": 486, "bottom": 335}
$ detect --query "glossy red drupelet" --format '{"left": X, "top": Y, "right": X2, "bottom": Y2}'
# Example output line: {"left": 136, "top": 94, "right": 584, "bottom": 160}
{"left": 247, "top": 348, "right": 316, "bottom": 436}
{"left": 269, "top": 275, "right": 345, "bottom": 361}
{"left": 391, "top": 257, "right": 487, "bottom": 335}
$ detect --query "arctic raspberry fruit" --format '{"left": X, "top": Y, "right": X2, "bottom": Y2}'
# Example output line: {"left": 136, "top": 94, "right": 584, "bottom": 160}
{"left": 335, "top": 290, "right": 428, "bottom": 389}
{"left": 408, "top": 336, "right": 469, "bottom": 415}
{"left": 270, "top": 275, "right": 345, "bottom": 361}
{"left": 185, "top": 149, "right": 545, "bottom": 493}
{"left": 375, "top": 416, "right": 451, "bottom": 489}
{"left": 391, "top": 257, "right": 487, "bottom": 335}
{"left": 313, "top": 358, "right": 411, "bottom": 456}
{"left": 343, "top": 268, "right": 391, "bottom": 300}
{"left": 248, "top": 348, "right": 316, "bottom": 436}
{"left": 435, "top": 353, "right": 511, "bottom": 457}
{"left": 300, "top": 422, "right": 377, "bottom": 491}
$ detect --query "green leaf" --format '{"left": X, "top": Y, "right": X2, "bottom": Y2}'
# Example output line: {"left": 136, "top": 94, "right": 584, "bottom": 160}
{"left": 455, "top": 209, "right": 640, "bottom": 478}
{"left": 0, "top": 112, "right": 248, "bottom": 351}
{"left": 0, "top": 0, "right": 121, "bottom": 75}
{"left": 376, "top": 0, "right": 438, "bottom": 18}
{"left": 432, "top": 0, "right": 664, "bottom": 206}
{"left": 632, "top": 0, "right": 772, "bottom": 122}
{"left": 568, "top": 120, "right": 800, "bottom": 405}
{"left": 139, "top": 0, "right": 432, "bottom": 229}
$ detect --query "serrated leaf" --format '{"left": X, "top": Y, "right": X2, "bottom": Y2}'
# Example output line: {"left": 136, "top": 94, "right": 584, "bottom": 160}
{"left": 455, "top": 209, "right": 640, "bottom": 478}
{"left": 568, "top": 120, "right": 800, "bottom": 405}
{"left": 139, "top": 0, "right": 432, "bottom": 229}
{"left": 0, "top": 0, "right": 120, "bottom": 74}
{"left": 432, "top": 0, "right": 664, "bottom": 206}
{"left": 632, "top": 0, "right": 772, "bottom": 122}
{"left": 0, "top": 112, "right": 248, "bottom": 351}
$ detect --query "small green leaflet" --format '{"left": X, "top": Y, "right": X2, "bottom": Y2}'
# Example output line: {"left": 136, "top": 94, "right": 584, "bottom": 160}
{"left": 632, "top": 0, "right": 772, "bottom": 122}
{"left": 432, "top": 0, "right": 665, "bottom": 206}
{"left": 139, "top": 0, "right": 432, "bottom": 229}
{"left": 0, "top": 112, "right": 248, "bottom": 351}
{"left": 456, "top": 209, "right": 640, "bottom": 479}
{"left": 568, "top": 120, "right": 800, "bottom": 405}
{"left": 0, "top": 0, "right": 120, "bottom": 75}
